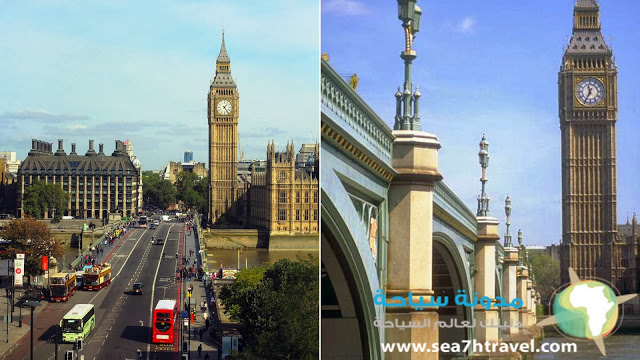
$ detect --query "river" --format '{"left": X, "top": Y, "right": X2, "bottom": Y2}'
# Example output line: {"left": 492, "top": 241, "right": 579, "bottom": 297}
{"left": 206, "top": 248, "right": 318, "bottom": 270}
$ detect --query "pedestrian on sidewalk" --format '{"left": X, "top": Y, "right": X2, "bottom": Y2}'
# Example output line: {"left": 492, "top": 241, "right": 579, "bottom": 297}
{"left": 198, "top": 343, "right": 202, "bottom": 357}
{"left": 199, "top": 328, "right": 204, "bottom": 341}
{"left": 205, "top": 318, "right": 210, "bottom": 329}
{"left": 203, "top": 311, "right": 208, "bottom": 322}
{"left": 204, "top": 353, "right": 210, "bottom": 360}
{"left": 194, "top": 327, "right": 197, "bottom": 339}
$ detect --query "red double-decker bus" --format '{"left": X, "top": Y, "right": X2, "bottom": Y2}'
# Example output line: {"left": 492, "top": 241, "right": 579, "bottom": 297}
{"left": 50, "top": 271, "right": 77, "bottom": 302}
{"left": 83, "top": 263, "right": 112, "bottom": 290}
{"left": 152, "top": 299, "right": 178, "bottom": 344}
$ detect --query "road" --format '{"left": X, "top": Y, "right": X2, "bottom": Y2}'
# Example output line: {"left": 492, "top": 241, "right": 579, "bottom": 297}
{"left": 5, "top": 218, "right": 188, "bottom": 360}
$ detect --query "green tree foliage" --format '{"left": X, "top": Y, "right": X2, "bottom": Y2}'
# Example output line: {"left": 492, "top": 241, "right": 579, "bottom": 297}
{"left": 219, "top": 257, "right": 319, "bottom": 360}
{"left": 175, "top": 171, "right": 208, "bottom": 214}
{"left": 142, "top": 171, "right": 176, "bottom": 210}
{"left": 22, "top": 179, "right": 69, "bottom": 220}
{"left": 529, "top": 252, "right": 560, "bottom": 312}
{"left": 0, "top": 218, "right": 64, "bottom": 281}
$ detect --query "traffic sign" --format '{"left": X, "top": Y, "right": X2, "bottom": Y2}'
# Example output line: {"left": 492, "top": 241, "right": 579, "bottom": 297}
{"left": 15, "top": 268, "right": 21, "bottom": 275}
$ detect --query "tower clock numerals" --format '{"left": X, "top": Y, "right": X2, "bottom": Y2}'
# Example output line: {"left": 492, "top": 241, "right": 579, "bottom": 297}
{"left": 576, "top": 78, "right": 605, "bottom": 106}
{"left": 216, "top": 99, "right": 233, "bottom": 115}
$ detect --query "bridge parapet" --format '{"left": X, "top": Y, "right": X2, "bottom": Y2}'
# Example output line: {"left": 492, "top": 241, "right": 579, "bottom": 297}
{"left": 321, "top": 60, "right": 395, "bottom": 180}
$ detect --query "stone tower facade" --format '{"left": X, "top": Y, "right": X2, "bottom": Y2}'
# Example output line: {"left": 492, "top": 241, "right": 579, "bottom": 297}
{"left": 208, "top": 32, "right": 241, "bottom": 225}
{"left": 559, "top": 0, "right": 618, "bottom": 284}
{"left": 249, "top": 142, "right": 319, "bottom": 233}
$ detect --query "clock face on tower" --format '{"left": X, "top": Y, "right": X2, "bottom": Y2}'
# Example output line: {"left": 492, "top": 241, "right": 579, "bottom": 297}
{"left": 576, "top": 78, "right": 605, "bottom": 106}
{"left": 216, "top": 99, "right": 233, "bottom": 115}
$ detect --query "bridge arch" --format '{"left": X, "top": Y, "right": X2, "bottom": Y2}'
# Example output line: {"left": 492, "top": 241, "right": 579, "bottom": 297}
{"left": 433, "top": 233, "right": 472, "bottom": 350}
{"left": 321, "top": 191, "right": 380, "bottom": 360}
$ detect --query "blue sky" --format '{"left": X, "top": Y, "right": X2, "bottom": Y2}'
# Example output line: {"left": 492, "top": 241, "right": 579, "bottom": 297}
{"left": 322, "top": 0, "right": 640, "bottom": 246}
{"left": 0, "top": 0, "right": 319, "bottom": 170}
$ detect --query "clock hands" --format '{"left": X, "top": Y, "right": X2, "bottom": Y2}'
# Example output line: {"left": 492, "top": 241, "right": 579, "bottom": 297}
{"left": 586, "top": 85, "right": 594, "bottom": 99}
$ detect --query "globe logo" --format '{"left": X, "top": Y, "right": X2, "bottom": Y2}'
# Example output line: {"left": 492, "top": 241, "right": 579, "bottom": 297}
{"left": 537, "top": 268, "right": 638, "bottom": 356}
{"left": 553, "top": 280, "right": 618, "bottom": 339}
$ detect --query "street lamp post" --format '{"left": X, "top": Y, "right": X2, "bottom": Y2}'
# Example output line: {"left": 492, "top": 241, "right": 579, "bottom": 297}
{"left": 24, "top": 300, "right": 41, "bottom": 360}
{"left": 394, "top": 0, "right": 422, "bottom": 131}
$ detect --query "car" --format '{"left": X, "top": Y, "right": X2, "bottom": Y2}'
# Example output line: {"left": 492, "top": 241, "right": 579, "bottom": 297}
{"left": 155, "top": 238, "right": 164, "bottom": 245}
{"left": 132, "top": 283, "right": 143, "bottom": 295}
{"left": 149, "top": 223, "right": 156, "bottom": 229}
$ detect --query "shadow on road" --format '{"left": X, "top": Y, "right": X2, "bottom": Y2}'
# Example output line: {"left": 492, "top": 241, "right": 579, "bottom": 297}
{"left": 38, "top": 325, "right": 58, "bottom": 342}
{"left": 120, "top": 325, "right": 150, "bottom": 343}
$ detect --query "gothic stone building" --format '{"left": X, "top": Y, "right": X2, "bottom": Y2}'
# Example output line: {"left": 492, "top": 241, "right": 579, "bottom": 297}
{"left": 17, "top": 139, "right": 141, "bottom": 219}
{"left": 206, "top": 34, "right": 318, "bottom": 234}
{"left": 249, "top": 142, "right": 319, "bottom": 234}
{"left": 558, "top": 1, "right": 639, "bottom": 308}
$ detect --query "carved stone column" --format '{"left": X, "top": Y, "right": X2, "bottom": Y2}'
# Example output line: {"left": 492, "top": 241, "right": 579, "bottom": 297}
{"left": 386, "top": 130, "right": 442, "bottom": 360}
{"left": 473, "top": 216, "right": 500, "bottom": 342}
{"left": 516, "top": 267, "right": 529, "bottom": 327}
{"left": 502, "top": 247, "right": 519, "bottom": 335}
{"left": 527, "top": 280, "right": 534, "bottom": 326}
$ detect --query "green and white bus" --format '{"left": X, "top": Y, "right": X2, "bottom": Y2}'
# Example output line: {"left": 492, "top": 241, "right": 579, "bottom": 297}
{"left": 60, "top": 304, "right": 96, "bottom": 343}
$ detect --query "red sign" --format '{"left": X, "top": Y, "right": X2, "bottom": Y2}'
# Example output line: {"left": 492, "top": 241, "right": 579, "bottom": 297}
{"left": 15, "top": 268, "right": 21, "bottom": 275}
{"left": 42, "top": 256, "right": 48, "bottom": 271}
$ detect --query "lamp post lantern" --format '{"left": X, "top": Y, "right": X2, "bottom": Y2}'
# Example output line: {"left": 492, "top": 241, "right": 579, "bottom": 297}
{"left": 394, "top": 0, "right": 423, "bottom": 131}
{"left": 504, "top": 195, "right": 513, "bottom": 247}
{"left": 477, "top": 135, "right": 491, "bottom": 216}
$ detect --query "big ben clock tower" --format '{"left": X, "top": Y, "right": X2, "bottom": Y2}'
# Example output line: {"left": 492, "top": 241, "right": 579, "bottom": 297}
{"left": 208, "top": 30, "right": 240, "bottom": 225}
{"left": 559, "top": 0, "right": 618, "bottom": 284}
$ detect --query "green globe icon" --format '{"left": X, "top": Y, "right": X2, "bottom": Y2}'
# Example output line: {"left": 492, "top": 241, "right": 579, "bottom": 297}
{"left": 553, "top": 280, "right": 618, "bottom": 339}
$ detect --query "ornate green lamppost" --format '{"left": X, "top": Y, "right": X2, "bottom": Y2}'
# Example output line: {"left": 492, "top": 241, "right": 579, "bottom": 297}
{"left": 395, "top": 0, "right": 422, "bottom": 130}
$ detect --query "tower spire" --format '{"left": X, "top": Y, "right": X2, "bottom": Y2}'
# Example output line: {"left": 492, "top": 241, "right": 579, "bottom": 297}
{"left": 217, "top": 26, "right": 230, "bottom": 63}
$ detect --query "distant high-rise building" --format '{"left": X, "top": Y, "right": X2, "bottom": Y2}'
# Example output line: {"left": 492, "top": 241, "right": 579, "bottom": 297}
{"left": 0, "top": 152, "right": 21, "bottom": 174}
{"left": 184, "top": 150, "right": 194, "bottom": 163}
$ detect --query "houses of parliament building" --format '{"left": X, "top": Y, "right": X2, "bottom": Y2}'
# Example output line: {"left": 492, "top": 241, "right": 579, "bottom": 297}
{"left": 207, "top": 33, "right": 319, "bottom": 234}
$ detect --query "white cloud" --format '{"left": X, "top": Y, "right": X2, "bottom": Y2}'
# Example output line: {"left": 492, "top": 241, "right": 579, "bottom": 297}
{"left": 0, "top": 109, "right": 89, "bottom": 122}
{"left": 67, "top": 124, "right": 88, "bottom": 130}
{"left": 322, "top": 0, "right": 368, "bottom": 16}
{"left": 457, "top": 16, "right": 476, "bottom": 33}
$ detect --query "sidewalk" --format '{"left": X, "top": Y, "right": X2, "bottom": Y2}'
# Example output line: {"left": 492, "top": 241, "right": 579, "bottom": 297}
{"left": 184, "top": 221, "right": 219, "bottom": 359}
{"left": 0, "top": 288, "right": 49, "bottom": 358}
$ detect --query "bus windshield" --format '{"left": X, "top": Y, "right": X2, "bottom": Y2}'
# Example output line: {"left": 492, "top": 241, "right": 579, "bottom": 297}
{"left": 62, "top": 319, "right": 82, "bottom": 333}
{"left": 51, "top": 286, "right": 67, "bottom": 297}
{"left": 155, "top": 321, "right": 171, "bottom": 332}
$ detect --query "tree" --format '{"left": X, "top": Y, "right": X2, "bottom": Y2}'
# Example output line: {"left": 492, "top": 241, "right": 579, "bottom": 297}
{"left": 175, "top": 171, "right": 208, "bottom": 214}
{"left": 529, "top": 252, "right": 560, "bottom": 313}
{"left": 219, "top": 257, "right": 319, "bottom": 360}
{"left": 0, "top": 218, "right": 64, "bottom": 283}
{"left": 22, "top": 179, "right": 69, "bottom": 220}
{"left": 142, "top": 171, "right": 176, "bottom": 210}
